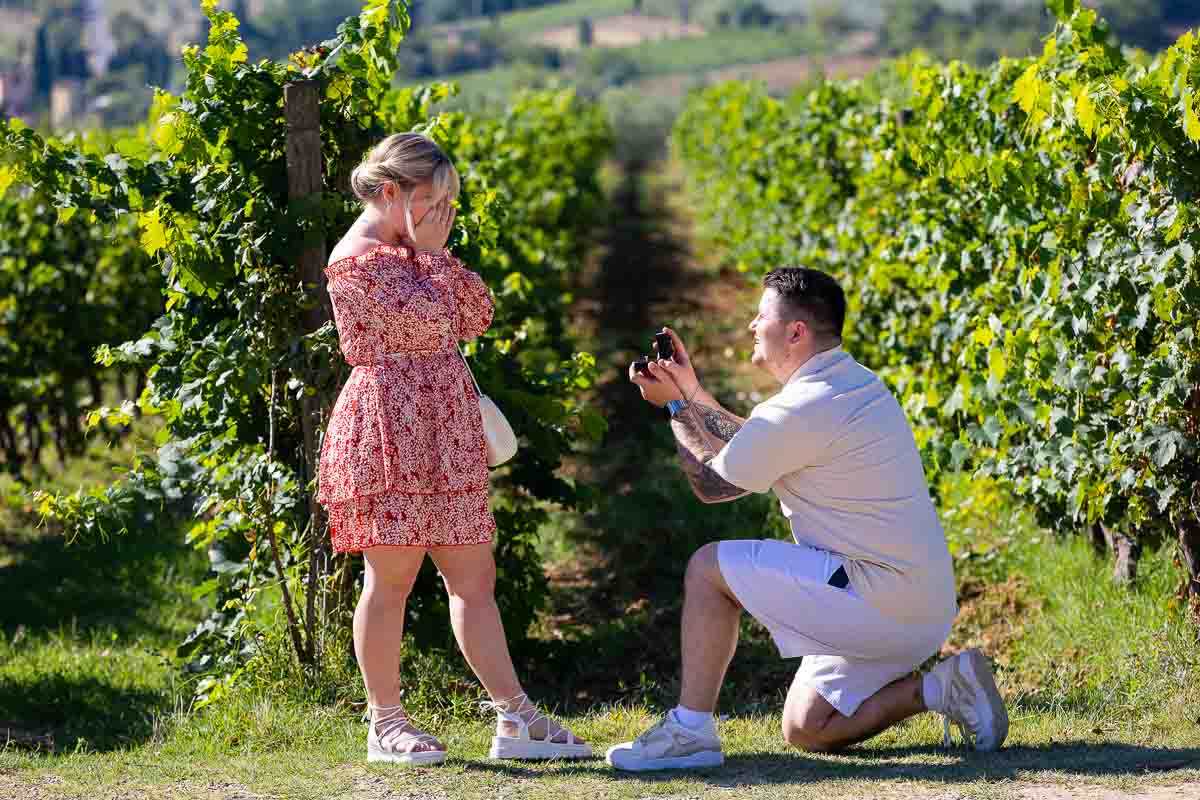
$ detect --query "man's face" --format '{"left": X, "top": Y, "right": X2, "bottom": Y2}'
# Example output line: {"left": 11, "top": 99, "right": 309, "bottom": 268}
{"left": 748, "top": 288, "right": 800, "bottom": 372}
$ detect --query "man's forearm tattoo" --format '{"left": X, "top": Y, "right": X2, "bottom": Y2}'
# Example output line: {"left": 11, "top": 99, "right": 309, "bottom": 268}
{"left": 671, "top": 402, "right": 749, "bottom": 504}
{"left": 700, "top": 405, "right": 742, "bottom": 442}
{"left": 677, "top": 446, "right": 749, "bottom": 503}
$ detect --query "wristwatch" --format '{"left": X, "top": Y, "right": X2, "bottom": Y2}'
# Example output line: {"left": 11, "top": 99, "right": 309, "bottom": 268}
{"left": 666, "top": 399, "right": 689, "bottom": 418}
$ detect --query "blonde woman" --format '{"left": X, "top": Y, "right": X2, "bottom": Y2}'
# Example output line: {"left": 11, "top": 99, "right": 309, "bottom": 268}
{"left": 319, "top": 133, "right": 588, "bottom": 765}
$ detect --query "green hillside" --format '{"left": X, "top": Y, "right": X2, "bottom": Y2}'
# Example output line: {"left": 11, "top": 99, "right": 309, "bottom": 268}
{"left": 6, "top": 0, "right": 1197, "bottom": 128}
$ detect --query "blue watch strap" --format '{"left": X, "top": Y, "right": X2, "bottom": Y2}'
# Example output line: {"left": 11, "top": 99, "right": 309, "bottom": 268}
{"left": 666, "top": 399, "right": 689, "bottom": 418}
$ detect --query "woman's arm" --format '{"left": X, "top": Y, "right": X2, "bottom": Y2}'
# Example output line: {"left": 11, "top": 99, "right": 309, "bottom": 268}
{"left": 324, "top": 257, "right": 380, "bottom": 364}
{"left": 442, "top": 254, "right": 494, "bottom": 341}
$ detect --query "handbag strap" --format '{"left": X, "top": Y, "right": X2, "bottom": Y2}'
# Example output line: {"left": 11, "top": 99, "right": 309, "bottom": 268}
{"left": 457, "top": 343, "right": 484, "bottom": 398}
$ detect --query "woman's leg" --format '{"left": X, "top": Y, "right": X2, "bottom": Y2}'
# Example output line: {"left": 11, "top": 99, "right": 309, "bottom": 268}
{"left": 430, "top": 543, "right": 583, "bottom": 744}
{"left": 356, "top": 546, "right": 443, "bottom": 753}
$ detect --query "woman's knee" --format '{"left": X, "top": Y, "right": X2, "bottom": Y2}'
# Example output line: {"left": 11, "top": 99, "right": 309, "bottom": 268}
{"left": 361, "top": 573, "right": 415, "bottom": 609}
{"left": 441, "top": 563, "right": 496, "bottom": 602}
{"left": 363, "top": 562, "right": 420, "bottom": 602}
{"left": 429, "top": 544, "right": 498, "bottom": 602}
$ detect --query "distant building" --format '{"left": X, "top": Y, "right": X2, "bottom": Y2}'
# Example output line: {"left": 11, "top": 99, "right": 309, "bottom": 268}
{"left": 50, "top": 78, "right": 83, "bottom": 129}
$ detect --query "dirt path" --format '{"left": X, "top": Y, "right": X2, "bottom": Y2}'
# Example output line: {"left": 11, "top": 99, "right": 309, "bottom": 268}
{"left": 567, "top": 157, "right": 724, "bottom": 475}
{"left": 532, "top": 156, "right": 803, "bottom": 709}
{"left": 537, "top": 156, "right": 763, "bottom": 697}
{"left": 566, "top": 157, "right": 771, "bottom": 460}
{"left": 5, "top": 771, "right": 1200, "bottom": 799}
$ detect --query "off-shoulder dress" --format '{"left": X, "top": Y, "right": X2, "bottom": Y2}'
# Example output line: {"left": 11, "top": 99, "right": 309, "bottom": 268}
{"left": 317, "top": 244, "right": 497, "bottom": 552}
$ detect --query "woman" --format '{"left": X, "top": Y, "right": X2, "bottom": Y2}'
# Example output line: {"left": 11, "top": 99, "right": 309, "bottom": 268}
{"left": 319, "top": 133, "right": 588, "bottom": 765}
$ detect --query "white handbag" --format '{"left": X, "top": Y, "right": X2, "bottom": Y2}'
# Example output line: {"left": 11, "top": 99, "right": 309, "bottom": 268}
{"left": 458, "top": 345, "right": 518, "bottom": 467}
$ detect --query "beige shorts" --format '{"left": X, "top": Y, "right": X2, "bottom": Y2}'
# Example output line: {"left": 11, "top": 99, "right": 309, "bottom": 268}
{"left": 717, "top": 539, "right": 953, "bottom": 717}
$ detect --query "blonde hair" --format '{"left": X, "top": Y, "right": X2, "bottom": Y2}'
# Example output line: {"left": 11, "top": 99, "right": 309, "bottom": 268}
{"left": 350, "top": 133, "right": 460, "bottom": 239}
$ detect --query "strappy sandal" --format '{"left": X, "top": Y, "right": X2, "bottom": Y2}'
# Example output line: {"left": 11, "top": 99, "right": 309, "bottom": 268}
{"left": 482, "top": 692, "right": 592, "bottom": 760}
{"left": 367, "top": 704, "right": 447, "bottom": 765}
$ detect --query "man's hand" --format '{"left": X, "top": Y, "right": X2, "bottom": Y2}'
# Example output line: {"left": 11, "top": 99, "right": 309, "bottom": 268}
{"left": 650, "top": 327, "right": 700, "bottom": 401}
{"left": 629, "top": 360, "right": 684, "bottom": 407}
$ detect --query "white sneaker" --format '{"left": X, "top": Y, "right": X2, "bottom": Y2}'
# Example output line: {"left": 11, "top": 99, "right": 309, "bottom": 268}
{"left": 927, "top": 649, "right": 1009, "bottom": 751}
{"left": 606, "top": 710, "right": 724, "bottom": 772}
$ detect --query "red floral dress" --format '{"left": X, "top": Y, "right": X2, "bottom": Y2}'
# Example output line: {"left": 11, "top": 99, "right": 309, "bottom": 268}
{"left": 317, "top": 244, "right": 497, "bottom": 552}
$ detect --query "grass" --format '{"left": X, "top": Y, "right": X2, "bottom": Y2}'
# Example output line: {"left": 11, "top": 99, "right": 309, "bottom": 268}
{"left": 938, "top": 480, "right": 1200, "bottom": 731}
{"left": 3, "top": 679, "right": 1199, "bottom": 799}
{"left": 0, "top": 416, "right": 208, "bottom": 755}
{"left": 496, "top": 0, "right": 633, "bottom": 36}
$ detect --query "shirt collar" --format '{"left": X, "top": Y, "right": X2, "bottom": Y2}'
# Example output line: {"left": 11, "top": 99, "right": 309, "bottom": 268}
{"left": 784, "top": 344, "right": 846, "bottom": 386}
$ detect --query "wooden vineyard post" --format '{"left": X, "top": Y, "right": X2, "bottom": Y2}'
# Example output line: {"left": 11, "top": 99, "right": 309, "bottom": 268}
{"left": 1089, "top": 521, "right": 1108, "bottom": 558}
{"left": 284, "top": 80, "right": 331, "bottom": 663}
{"left": 1182, "top": 490, "right": 1200, "bottom": 631}
{"left": 1095, "top": 521, "right": 1140, "bottom": 586}
{"left": 1110, "top": 529, "right": 1141, "bottom": 586}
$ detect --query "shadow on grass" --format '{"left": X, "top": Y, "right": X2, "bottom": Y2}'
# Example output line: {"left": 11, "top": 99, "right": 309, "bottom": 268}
{"left": 0, "top": 673, "right": 165, "bottom": 752}
{"left": 456, "top": 741, "right": 1200, "bottom": 785}
{"left": 518, "top": 608, "right": 797, "bottom": 714}
{"left": 0, "top": 509, "right": 202, "bottom": 752}
{"left": 712, "top": 743, "right": 1200, "bottom": 785}
{"left": 0, "top": 519, "right": 203, "bottom": 641}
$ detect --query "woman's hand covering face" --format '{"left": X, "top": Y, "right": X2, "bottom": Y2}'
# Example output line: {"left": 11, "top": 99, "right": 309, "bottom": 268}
{"left": 410, "top": 194, "right": 456, "bottom": 253}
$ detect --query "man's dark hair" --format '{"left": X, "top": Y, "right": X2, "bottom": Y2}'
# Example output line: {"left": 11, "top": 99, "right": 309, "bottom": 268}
{"left": 762, "top": 267, "right": 845, "bottom": 342}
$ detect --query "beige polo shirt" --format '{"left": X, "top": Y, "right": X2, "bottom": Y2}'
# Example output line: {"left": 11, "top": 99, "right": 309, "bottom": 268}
{"left": 710, "top": 346, "right": 958, "bottom": 625}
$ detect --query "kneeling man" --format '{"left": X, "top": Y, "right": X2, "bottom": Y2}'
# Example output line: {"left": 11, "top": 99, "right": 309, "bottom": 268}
{"left": 608, "top": 267, "right": 1007, "bottom": 771}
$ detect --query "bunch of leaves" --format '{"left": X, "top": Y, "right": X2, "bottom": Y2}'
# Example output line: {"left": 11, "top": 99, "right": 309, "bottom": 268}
{"left": 673, "top": 1, "right": 1200, "bottom": 584}
{"left": 0, "top": 128, "right": 161, "bottom": 477}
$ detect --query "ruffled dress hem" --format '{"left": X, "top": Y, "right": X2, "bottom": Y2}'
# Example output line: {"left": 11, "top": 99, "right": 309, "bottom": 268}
{"left": 327, "top": 487, "right": 497, "bottom": 553}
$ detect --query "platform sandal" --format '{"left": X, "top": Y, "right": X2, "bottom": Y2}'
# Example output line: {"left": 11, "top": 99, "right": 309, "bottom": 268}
{"left": 366, "top": 704, "right": 447, "bottom": 765}
{"left": 482, "top": 692, "right": 591, "bottom": 760}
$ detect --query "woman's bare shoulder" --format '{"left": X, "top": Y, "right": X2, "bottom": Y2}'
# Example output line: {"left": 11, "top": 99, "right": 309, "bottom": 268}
{"left": 327, "top": 236, "right": 388, "bottom": 268}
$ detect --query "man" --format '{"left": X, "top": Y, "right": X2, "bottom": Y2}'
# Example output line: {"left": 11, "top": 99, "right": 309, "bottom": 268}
{"left": 607, "top": 267, "right": 1008, "bottom": 771}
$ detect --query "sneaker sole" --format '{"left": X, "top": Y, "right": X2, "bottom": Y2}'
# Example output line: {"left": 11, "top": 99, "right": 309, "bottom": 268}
{"left": 605, "top": 745, "right": 724, "bottom": 772}
{"left": 490, "top": 736, "right": 593, "bottom": 760}
{"left": 367, "top": 747, "right": 447, "bottom": 765}
{"left": 964, "top": 649, "right": 1009, "bottom": 751}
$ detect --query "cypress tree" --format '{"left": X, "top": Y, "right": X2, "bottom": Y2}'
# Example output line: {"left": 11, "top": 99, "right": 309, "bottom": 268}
{"left": 33, "top": 23, "right": 54, "bottom": 102}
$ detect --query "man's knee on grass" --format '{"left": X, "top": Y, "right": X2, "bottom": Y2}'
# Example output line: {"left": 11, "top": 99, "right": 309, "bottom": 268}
{"left": 782, "top": 687, "right": 849, "bottom": 754}
{"left": 781, "top": 715, "right": 849, "bottom": 754}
